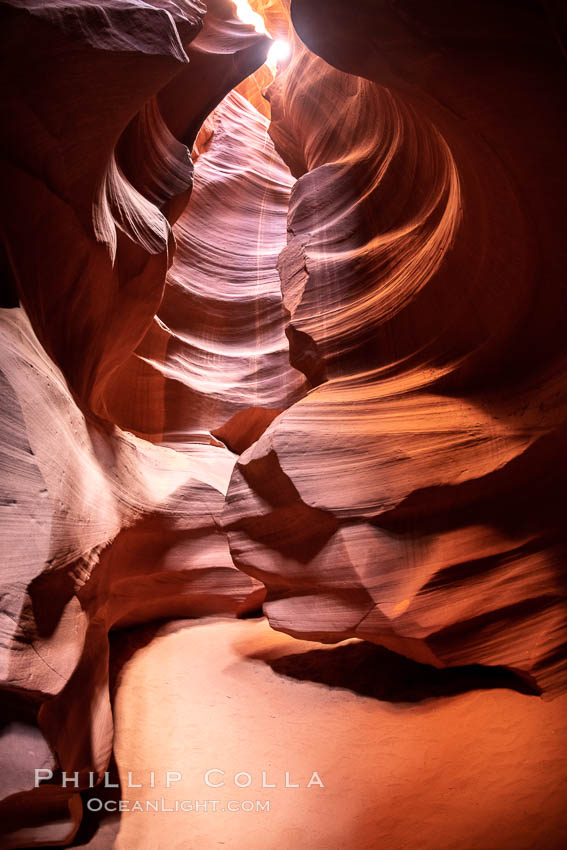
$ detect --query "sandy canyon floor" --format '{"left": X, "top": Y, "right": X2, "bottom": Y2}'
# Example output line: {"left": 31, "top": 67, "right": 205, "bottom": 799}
{"left": 69, "top": 616, "right": 567, "bottom": 850}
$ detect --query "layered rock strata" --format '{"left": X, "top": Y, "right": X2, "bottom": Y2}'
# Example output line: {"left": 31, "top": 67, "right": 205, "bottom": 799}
{"left": 1, "top": 1, "right": 567, "bottom": 846}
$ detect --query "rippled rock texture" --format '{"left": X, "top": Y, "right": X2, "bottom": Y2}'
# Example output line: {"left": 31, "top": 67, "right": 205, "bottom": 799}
{"left": 1, "top": 0, "right": 567, "bottom": 846}
{"left": 224, "top": 0, "right": 567, "bottom": 694}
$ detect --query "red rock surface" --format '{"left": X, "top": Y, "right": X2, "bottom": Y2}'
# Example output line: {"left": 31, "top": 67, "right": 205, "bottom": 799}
{"left": 1, "top": 0, "right": 566, "bottom": 846}
{"left": 223, "top": 0, "right": 567, "bottom": 695}
{"left": 0, "top": 2, "right": 273, "bottom": 844}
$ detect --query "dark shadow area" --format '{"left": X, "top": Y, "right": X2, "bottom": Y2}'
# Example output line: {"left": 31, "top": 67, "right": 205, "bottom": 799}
{"left": 15, "top": 756, "right": 121, "bottom": 850}
{"left": 238, "top": 607, "right": 265, "bottom": 620}
{"left": 15, "top": 758, "right": 121, "bottom": 850}
{"left": 68, "top": 755, "right": 122, "bottom": 849}
{"left": 264, "top": 640, "right": 541, "bottom": 703}
{"left": 0, "top": 689, "right": 40, "bottom": 731}
{"left": 0, "top": 241, "right": 19, "bottom": 307}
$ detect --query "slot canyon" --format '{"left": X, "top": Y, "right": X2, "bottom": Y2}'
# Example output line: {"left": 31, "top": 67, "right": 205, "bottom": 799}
{"left": 1, "top": 1, "right": 567, "bottom": 847}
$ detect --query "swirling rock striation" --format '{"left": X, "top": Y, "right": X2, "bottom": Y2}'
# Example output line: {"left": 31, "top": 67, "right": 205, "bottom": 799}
{"left": 106, "top": 88, "right": 307, "bottom": 444}
{"left": 0, "top": 1, "right": 280, "bottom": 846}
{"left": 1, "top": 0, "right": 567, "bottom": 847}
{"left": 223, "top": 0, "right": 567, "bottom": 696}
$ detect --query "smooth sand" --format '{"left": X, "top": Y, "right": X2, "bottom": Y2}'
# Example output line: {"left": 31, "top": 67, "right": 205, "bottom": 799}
{"left": 103, "top": 617, "right": 567, "bottom": 850}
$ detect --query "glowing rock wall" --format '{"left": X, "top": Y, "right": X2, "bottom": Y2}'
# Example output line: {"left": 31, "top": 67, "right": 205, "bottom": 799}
{"left": 1, "top": 1, "right": 566, "bottom": 846}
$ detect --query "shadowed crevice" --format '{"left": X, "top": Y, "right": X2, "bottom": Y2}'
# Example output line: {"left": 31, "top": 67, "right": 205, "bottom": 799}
{"left": 263, "top": 640, "right": 541, "bottom": 703}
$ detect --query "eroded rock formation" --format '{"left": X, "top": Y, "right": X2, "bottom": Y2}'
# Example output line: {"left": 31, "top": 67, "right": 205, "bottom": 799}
{"left": 0, "top": 2, "right": 274, "bottom": 844}
{"left": 224, "top": 0, "right": 567, "bottom": 696}
{"left": 1, "top": 0, "right": 566, "bottom": 846}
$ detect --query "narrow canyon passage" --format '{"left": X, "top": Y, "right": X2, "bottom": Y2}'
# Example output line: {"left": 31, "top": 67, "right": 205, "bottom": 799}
{"left": 1, "top": 1, "right": 567, "bottom": 848}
